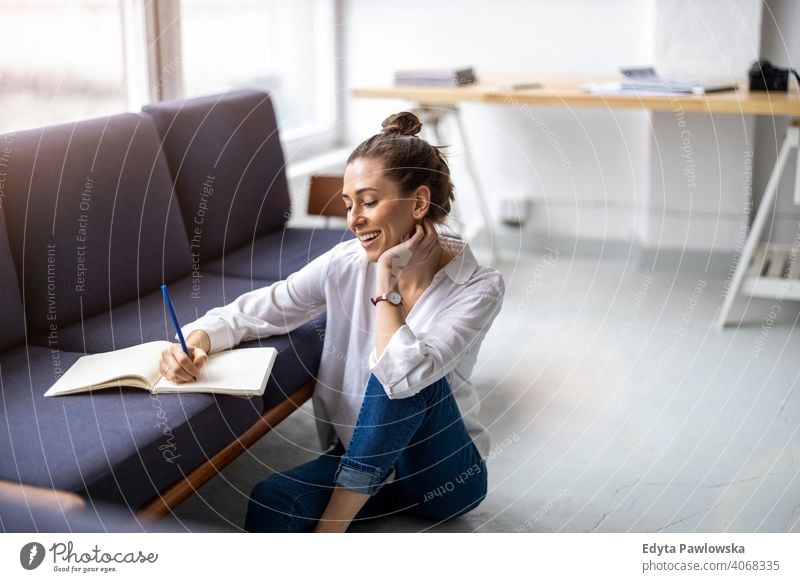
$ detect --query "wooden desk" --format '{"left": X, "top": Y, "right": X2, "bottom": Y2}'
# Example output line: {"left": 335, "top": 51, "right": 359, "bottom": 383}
{"left": 354, "top": 75, "right": 800, "bottom": 328}
{"left": 354, "top": 75, "right": 800, "bottom": 116}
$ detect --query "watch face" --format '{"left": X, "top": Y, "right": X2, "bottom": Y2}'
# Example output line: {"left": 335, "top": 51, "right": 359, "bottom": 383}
{"left": 387, "top": 291, "right": 402, "bottom": 305}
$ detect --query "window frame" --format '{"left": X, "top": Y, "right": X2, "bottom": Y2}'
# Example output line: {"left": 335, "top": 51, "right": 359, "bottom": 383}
{"left": 142, "top": 0, "right": 343, "bottom": 162}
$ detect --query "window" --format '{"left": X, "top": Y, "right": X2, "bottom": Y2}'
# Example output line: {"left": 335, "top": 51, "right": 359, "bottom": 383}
{"left": 0, "top": 0, "right": 139, "bottom": 133}
{"left": 179, "top": 0, "right": 335, "bottom": 139}
{"left": 0, "top": 0, "right": 339, "bottom": 153}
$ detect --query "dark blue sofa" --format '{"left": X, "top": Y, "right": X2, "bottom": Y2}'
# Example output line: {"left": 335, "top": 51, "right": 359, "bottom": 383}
{"left": 0, "top": 91, "right": 350, "bottom": 530}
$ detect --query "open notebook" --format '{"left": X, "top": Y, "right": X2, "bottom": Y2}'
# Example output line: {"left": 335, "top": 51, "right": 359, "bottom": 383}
{"left": 44, "top": 341, "right": 277, "bottom": 398}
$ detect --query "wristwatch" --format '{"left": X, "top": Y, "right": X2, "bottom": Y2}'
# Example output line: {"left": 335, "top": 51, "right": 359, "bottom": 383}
{"left": 371, "top": 290, "right": 403, "bottom": 306}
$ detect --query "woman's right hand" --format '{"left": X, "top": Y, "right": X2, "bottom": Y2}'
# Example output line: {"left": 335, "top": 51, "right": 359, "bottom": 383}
{"left": 159, "top": 343, "right": 208, "bottom": 384}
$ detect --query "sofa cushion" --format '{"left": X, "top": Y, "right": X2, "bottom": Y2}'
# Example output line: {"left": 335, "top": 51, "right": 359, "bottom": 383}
{"left": 142, "top": 91, "right": 291, "bottom": 264}
{"left": 44, "top": 273, "right": 268, "bottom": 353}
{"left": 0, "top": 345, "right": 264, "bottom": 509}
{"left": 0, "top": 495, "right": 186, "bottom": 532}
{"left": 204, "top": 227, "right": 353, "bottom": 281}
{"left": 238, "top": 313, "right": 325, "bottom": 411}
{"left": 0, "top": 207, "right": 25, "bottom": 351}
{"left": 1, "top": 114, "right": 192, "bottom": 334}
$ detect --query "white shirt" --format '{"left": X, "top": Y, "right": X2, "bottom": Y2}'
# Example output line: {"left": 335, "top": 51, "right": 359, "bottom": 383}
{"left": 179, "top": 235, "right": 505, "bottom": 460}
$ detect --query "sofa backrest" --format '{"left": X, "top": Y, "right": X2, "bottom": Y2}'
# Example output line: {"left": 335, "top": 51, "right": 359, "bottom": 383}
{"left": 142, "top": 90, "right": 291, "bottom": 264}
{"left": 1, "top": 114, "right": 192, "bottom": 334}
{"left": 0, "top": 204, "right": 26, "bottom": 351}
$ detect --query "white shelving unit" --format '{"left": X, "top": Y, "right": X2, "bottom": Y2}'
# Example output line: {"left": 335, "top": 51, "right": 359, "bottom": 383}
{"left": 717, "top": 119, "right": 800, "bottom": 328}
{"left": 740, "top": 244, "right": 800, "bottom": 301}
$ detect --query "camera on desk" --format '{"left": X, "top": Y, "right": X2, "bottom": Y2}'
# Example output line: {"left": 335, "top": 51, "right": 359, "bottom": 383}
{"left": 748, "top": 60, "right": 800, "bottom": 92}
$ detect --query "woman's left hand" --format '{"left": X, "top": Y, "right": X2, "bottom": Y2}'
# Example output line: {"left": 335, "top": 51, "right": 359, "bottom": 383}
{"left": 377, "top": 219, "right": 439, "bottom": 278}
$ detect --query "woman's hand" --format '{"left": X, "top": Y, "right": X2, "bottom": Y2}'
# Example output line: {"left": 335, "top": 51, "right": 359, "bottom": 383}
{"left": 159, "top": 343, "right": 208, "bottom": 384}
{"left": 377, "top": 219, "right": 440, "bottom": 281}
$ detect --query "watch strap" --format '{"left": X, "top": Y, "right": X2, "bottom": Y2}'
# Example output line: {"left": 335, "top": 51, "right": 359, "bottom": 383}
{"left": 371, "top": 290, "right": 402, "bottom": 306}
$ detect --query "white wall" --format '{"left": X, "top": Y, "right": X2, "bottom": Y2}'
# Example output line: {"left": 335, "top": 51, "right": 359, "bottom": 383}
{"left": 343, "top": 0, "right": 654, "bottom": 244}
{"left": 753, "top": 0, "right": 800, "bottom": 245}
{"left": 645, "top": 0, "right": 761, "bottom": 252}
{"left": 342, "top": 0, "right": 764, "bottom": 253}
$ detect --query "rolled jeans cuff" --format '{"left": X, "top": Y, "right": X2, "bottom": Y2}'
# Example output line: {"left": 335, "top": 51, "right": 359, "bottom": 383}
{"left": 334, "top": 457, "right": 388, "bottom": 496}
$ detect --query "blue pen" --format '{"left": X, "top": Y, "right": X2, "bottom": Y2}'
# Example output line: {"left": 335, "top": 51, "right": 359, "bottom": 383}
{"left": 161, "top": 284, "right": 190, "bottom": 356}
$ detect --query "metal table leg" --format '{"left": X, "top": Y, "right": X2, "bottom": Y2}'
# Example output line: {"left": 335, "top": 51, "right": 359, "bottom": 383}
{"left": 412, "top": 104, "right": 500, "bottom": 264}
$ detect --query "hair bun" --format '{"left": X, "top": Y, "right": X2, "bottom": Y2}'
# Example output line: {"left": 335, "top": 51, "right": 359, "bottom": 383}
{"left": 381, "top": 112, "right": 422, "bottom": 137}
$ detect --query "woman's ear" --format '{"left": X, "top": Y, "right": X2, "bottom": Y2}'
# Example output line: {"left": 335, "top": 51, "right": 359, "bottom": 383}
{"left": 412, "top": 185, "right": 431, "bottom": 221}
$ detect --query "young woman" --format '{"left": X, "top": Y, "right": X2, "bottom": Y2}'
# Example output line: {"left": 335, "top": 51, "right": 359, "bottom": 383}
{"left": 159, "top": 111, "right": 505, "bottom": 532}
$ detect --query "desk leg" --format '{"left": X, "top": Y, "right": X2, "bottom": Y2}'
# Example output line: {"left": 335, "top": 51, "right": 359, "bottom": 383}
{"left": 413, "top": 104, "right": 500, "bottom": 264}
{"left": 716, "top": 121, "right": 799, "bottom": 329}
{"left": 452, "top": 108, "right": 501, "bottom": 265}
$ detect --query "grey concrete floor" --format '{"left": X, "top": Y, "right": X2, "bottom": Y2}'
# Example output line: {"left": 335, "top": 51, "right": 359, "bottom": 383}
{"left": 162, "top": 246, "right": 800, "bottom": 533}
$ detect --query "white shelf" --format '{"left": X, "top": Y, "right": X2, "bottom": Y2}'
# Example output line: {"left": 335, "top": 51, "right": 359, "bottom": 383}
{"left": 741, "top": 243, "right": 800, "bottom": 301}
{"left": 741, "top": 276, "right": 800, "bottom": 301}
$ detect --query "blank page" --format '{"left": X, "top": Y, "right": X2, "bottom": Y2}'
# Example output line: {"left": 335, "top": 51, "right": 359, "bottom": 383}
{"left": 44, "top": 341, "right": 171, "bottom": 396}
{"left": 152, "top": 347, "right": 277, "bottom": 396}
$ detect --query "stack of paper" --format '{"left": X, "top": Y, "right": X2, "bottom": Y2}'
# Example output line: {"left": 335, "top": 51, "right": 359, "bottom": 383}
{"left": 394, "top": 67, "right": 476, "bottom": 87}
{"left": 582, "top": 67, "right": 737, "bottom": 95}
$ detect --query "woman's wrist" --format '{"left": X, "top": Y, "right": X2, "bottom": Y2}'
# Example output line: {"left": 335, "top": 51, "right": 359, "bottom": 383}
{"left": 375, "top": 263, "right": 395, "bottom": 293}
{"left": 186, "top": 330, "right": 210, "bottom": 353}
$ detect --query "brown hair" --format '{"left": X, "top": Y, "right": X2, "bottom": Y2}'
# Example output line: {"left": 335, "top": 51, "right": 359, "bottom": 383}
{"left": 347, "top": 111, "right": 455, "bottom": 223}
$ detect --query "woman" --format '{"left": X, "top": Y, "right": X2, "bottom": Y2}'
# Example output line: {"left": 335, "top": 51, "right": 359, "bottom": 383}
{"left": 159, "top": 111, "right": 505, "bottom": 532}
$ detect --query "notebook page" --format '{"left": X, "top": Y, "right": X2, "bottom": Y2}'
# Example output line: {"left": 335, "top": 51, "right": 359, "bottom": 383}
{"left": 152, "top": 347, "right": 277, "bottom": 396}
{"left": 44, "top": 341, "right": 171, "bottom": 396}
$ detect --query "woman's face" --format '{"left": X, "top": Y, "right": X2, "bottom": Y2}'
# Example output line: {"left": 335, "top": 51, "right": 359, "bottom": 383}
{"left": 342, "top": 157, "right": 419, "bottom": 262}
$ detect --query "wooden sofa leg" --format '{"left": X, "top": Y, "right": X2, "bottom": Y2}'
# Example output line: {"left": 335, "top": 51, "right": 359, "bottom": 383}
{"left": 136, "top": 380, "right": 315, "bottom": 522}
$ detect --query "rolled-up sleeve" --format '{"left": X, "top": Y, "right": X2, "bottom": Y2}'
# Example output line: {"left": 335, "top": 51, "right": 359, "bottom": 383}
{"left": 177, "top": 248, "right": 333, "bottom": 354}
{"left": 369, "top": 272, "right": 505, "bottom": 399}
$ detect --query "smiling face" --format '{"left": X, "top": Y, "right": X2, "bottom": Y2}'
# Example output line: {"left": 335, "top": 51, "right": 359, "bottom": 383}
{"left": 342, "top": 157, "right": 426, "bottom": 262}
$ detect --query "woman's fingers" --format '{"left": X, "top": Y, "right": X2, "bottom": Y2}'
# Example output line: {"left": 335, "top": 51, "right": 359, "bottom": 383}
{"left": 166, "top": 353, "right": 193, "bottom": 383}
{"left": 158, "top": 346, "right": 205, "bottom": 384}
{"left": 179, "top": 347, "right": 205, "bottom": 378}
{"left": 189, "top": 347, "right": 209, "bottom": 380}
{"left": 164, "top": 346, "right": 200, "bottom": 383}
{"left": 191, "top": 346, "right": 209, "bottom": 369}
{"left": 378, "top": 223, "right": 434, "bottom": 270}
{"left": 419, "top": 219, "right": 439, "bottom": 254}
{"left": 159, "top": 350, "right": 173, "bottom": 377}
{"left": 408, "top": 223, "right": 424, "bottom": 245}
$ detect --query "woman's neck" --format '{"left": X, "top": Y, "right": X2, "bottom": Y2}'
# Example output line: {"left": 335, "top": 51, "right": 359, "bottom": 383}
{"left": 396, "top": 242, "right": 453, "bottom": 294}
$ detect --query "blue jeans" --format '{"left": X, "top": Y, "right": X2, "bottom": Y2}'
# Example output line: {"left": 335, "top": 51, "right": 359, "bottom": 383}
{"left": 244, "top": 373, "right": 487, "bottom": 532}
